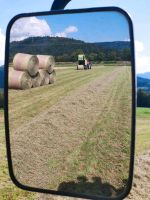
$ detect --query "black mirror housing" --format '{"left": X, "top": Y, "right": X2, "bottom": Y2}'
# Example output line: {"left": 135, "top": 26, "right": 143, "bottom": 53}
{"left": 4, "top": 7, "right": 136, "bottom": 200}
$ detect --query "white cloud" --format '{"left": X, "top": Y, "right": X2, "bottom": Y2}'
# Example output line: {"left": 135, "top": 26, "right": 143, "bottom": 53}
{"left": 55, "top": 26, "right": 78, "bottom": 38}
{"left": 135, "top": 40, "right": 150, "bottom": 74}
{"left": 10, "top": 17, "right": 52, "bottom": 42}
{"left": 65, "top": 26, "right": 78, "bottom": 34}
{"left": 0, "top": 29, "right": 5, "bottom": 66}
{"left": 10, "top": 18, "right": 78, "bottom": 41}
{"left": 136, "top": 55, "right": 150, "bottom": 74}
{"left": 135, "top": 40, "right": 144, "bottom": 53}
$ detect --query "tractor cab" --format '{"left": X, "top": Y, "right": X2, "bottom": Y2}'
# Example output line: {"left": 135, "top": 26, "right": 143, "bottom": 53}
{"left": 77, "top": 54, "right": 88, "bottom": 70}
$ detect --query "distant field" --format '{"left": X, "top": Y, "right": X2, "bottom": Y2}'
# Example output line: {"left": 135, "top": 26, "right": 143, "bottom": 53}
{"left": 136, "top": 107, "right": 150, "bottom": 153}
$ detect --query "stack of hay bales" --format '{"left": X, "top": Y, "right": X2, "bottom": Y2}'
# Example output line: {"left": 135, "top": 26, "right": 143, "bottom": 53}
{"left": 9, "top": 53, "right": 56, "bottom": 90}
{"left": 37, "top": 55, "right": 56, "bottom": 86}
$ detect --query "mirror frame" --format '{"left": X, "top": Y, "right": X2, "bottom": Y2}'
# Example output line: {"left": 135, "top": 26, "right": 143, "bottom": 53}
{"left": 51, "top": 0, "right": 71, "bottom": 10}
{"left": 4, "top": 6, "right": 136, "bottom": 200}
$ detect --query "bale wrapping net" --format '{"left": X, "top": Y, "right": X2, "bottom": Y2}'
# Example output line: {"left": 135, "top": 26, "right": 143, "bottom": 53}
{"left": 37, "top": 55, "right": 55, "bottom": 74}
{"left": 39, "top": 69, "right": 50, "bottom": 86}
{"left": 9, "top": 69, "right": 32, "bottom": 90}
{"left": 32, "top": 72, "right": 42, "bottom": 88}
{"left": 49, "top": 70, "right": 56, "bottom": 84}
{"left": 13, "top": 53, "right": 39, "bottom": 76}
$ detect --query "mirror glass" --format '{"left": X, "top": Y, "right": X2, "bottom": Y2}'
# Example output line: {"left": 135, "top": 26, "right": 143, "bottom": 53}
{"left": 8, "top": 10, "right": 132, "bottom": 198}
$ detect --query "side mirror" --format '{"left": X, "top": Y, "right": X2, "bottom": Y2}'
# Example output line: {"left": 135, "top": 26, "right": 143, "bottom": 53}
{"left": 4, "top": 7, "right": 136, "bottom": 200}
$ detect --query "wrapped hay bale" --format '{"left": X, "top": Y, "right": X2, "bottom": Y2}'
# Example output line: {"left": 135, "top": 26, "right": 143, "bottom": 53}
{"left": 37, "top": 55, "right": 55, "bottom": 74}
{"left": 39, "top": 69, "right": 49, "bottom": 86}
{"left": 77, "top": 65, "right": 84, "bottom": 70}
{"left": 32, "top": 72, "right": 42, "bottom": 88}
{"left": 9, "top": 69, "right": 32, "bottom": 90}
{"left": 13, "top": 53, "right": 39, "bottom": 76}
{"left": 49, "top": 70, "right": 56, "bottom": 84}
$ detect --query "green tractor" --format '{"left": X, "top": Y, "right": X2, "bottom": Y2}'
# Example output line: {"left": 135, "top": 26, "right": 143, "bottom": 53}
{"left": 77, "top": 54, "right": 92, "bottom": 70}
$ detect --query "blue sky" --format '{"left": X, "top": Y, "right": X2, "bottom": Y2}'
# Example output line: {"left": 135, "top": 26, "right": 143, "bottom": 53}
{"left": 0, "top": 0, "right": 149, "bottom": 73}
{"left": 10, "top": 11, "right": 129, "bottom": 43}
{"left": 37, "top": 11, "right": 130, "bottom": 43}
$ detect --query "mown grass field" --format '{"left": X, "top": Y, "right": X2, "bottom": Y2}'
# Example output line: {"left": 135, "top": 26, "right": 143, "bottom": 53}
{"left": 0, "top": 65, "right": 149, "bottom": 199}
{"left": 9, "top": 65, "right": 131, "bottom": 195}
{"left": 9, "top": 65, "right": 115, "bottom": 130}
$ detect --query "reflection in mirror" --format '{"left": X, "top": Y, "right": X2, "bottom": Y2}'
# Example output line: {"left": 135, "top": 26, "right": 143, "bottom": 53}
{"left": 8, "top": 11, "right": 132, "bottom": 198}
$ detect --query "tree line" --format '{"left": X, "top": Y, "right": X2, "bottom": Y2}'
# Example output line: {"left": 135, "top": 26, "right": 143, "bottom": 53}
{"left": 137, "top": 89, "right": 150, "bottom": 107}
{"left": 54, "top": 48, "right": 131, "bottom": 62}
{"left": 9, "top": 37, "right": 131, "bottom": 63}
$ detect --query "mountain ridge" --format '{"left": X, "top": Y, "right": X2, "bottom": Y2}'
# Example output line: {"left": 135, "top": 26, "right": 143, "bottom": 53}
{"left": 138, "top": 72, "right": 150, "bottom": 80}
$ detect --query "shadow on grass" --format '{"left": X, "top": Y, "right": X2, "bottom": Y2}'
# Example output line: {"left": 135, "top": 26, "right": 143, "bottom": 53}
{"left": 58, "top": 176, "right": 127, "bottom": 198}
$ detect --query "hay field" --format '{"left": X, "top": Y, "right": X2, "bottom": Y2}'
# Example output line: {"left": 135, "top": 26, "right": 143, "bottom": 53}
{"left": 9, "top": 65, "right": 131, "bottom": 197}
{"left": 0, "top": 64, "right": 134, "bottom": 199}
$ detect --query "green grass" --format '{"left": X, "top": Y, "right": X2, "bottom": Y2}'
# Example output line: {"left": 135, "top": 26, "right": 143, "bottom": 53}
{"left": 0, "top": 187, "right": 35, "bottom": 200}
{"left": 137, "top": 107, "right": 150, "bottom": 117}
{"left": 136, "top": 107, "right": 150, "bottom": 153}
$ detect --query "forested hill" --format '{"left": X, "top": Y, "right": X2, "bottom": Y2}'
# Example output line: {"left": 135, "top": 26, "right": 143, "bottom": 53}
{"left": 9, "top": 36, "right": 131, "bottom": 62}
{"left": 94, "top": 41, "right": 130, "bottom": 51}
{"left": 137, "top": 77, "right": 150, "bottom": 92}
{"left": 137, "top": 77, "right": 150, "bottom": 107}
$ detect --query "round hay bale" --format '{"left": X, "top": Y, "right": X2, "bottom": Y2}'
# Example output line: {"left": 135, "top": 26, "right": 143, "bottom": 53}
{"left": 13, "top": 53, "right": 39, "bottom": 76}
{"left": 37, "top": 55, "right": 55, "bottom": 73}
{"left": 9, "top": 69, "right": 32, "bottom": 90}
{"left": 39, "top": 69, "right": 49, "bottom": 86}
{"left": 32, "top": 72, "right": 42, "bottom": 88}
{"left": 49, "top": 70, "right": 56, "bottom": 84}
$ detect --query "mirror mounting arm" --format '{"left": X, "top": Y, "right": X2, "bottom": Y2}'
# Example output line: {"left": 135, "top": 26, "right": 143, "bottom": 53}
{"left": 51, "top": 0, "right": 71, "bottom": 10}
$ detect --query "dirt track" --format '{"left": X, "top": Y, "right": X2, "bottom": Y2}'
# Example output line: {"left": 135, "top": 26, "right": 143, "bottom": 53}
{"left": 10, "top": 66, "right": 131, "bottom": 197}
